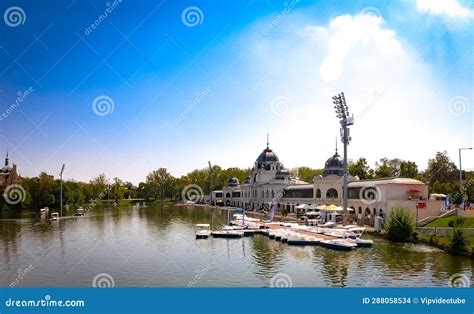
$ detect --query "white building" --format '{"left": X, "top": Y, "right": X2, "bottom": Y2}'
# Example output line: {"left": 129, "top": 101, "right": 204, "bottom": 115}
{"left": 213, "top": 141, "right": 443, "bottom": 225}
{"left": 216, "top": 141, "right": 307, "bottom": 208}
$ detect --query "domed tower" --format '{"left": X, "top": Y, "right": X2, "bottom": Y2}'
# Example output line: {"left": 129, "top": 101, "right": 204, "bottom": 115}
{"left": 323, "top": 149, "right": 344, "bottom": 177}
{"left": 255, "top": 145, "right": 279, "bottom": 170}
{"left": 227, "top": 177, "right": 240, "bottom": 187}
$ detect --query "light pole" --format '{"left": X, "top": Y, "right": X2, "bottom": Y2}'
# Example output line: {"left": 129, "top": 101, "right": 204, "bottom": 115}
{"left": 208, "top": 161, "right": 213, "bottom": 205}
{"left": 333, "top": 92, "right": 354, "bottom": 218}
{"left": 459, "top": 147, "right": 472, "bottom": 203}
{"left": 60, "top": 164, "right": 65, "bottom": 217}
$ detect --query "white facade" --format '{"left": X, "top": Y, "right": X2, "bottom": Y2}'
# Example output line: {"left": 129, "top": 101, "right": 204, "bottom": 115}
{"left": 216, "top": 143, "right": 307, "bottom": 209}
{"left": 214, "top": 143, "right": 443, "bottom": 225}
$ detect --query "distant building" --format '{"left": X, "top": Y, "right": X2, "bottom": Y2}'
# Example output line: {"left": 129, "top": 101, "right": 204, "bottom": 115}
{"left": 0, "top": 153, "right": 22, "bottom": 186}
{"left": 212, "top": 138, "right": 444, "bottom": 226}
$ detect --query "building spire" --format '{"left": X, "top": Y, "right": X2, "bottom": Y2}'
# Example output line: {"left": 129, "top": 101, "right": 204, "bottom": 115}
{"left": 266, "top": 132, "right": 269, "bottom": 148}
{"left": 335, "top": 137, "right": 338, "bottom": 154}
{"left": 5, "top": 151, "right": 8, "bottom": 167}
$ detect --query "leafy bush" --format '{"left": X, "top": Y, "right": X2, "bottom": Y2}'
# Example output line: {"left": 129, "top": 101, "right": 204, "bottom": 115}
{"left": 450, "top": 217, "right": 468, "bottom": 252}
{"left": 384, "top": 206, "right": 414, "bottom": 242}
{"left": 448, "top": 217, "right": 464, "bottom": 228}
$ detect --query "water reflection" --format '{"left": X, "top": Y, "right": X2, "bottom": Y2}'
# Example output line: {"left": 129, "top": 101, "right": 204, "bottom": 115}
{"left": 0, "top": 204, "right": 472, "bottom": 287}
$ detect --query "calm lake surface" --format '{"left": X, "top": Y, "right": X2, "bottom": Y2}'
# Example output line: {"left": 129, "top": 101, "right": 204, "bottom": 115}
{"left": 0, "top": 204, "right": 472, "bottom": 287}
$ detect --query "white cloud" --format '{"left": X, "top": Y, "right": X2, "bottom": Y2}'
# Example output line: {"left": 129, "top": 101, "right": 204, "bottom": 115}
{"left": 416, "top": 0, "right": 473, "bottom": 18}
{"left": 213, "top": 13, "right": 473, "bottom": 173}
{"left": 316, "top": 15, "right": 403, "bottom": 81}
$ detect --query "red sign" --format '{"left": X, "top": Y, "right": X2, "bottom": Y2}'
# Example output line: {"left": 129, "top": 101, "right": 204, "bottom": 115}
{"left": 417, "top": 202, "right": 426, "bottom": 209}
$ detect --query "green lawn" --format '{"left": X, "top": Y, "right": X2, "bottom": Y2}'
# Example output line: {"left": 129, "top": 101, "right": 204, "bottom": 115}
{"left": 425, "top": 216, "right": 474, "bottom": 228}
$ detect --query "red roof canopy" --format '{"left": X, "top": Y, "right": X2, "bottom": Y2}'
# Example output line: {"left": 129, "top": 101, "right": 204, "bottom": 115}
{"left": 407, "top": 189, "right": 421, "bottom": 193}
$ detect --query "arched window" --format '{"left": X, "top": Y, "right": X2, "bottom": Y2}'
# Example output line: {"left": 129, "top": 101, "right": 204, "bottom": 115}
{"left": 379, "top": 209, "right": 383, "bottom": 217}
{"left": 316, "top": 188, "right": 321, "bottom": 198}
{"left": 326, "top": 188, "right": 338, "bottom": 199}
{"left": 373, "top": 208, "right": 377, "bottom": 215}
{"left": 266, "top": 190, "right": 269, "bottom": 198}
{"left": 254, "top": 173, "right": 257, "bottom": 183}
{"left": 271, "top": 190, "right": 274, "bottom": 198}
{"left": 226, "top": 192, "right": 231, "bottom": 198}
{"left": 358, "top": 206, "right": 362, "bottom": 214}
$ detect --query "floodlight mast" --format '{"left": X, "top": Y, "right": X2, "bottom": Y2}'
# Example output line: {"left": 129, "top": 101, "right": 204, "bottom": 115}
{"left": 333, "top": 92, "right": 354, "bottom": 219}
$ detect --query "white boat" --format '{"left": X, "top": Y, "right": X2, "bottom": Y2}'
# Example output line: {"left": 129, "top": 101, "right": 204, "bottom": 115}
{"left": 320, "top": 239, "right": 357, "bottom": 251}
{"left": 223, "top": 225, "right": 244, "bottom": 231}
{"left": 324, "top": 228, "right": 348, "bottom": 238}
{"left": 211, "top": 230, "right": 243, "bottom": 238}
{"left": 195, "top": 224, "right": 212, "bottom": 239}
{"left": 73, "top": 208, "right": 85, "bottom": 216}
{"left": 50, "top": 212, "right": 60, "bottom": 221}
{"left": 287, "top": 234, "right": 322, "bottom": 246}
{"left": 344, "top": 227, "right": 373, "bottom": 247}
{"left": 318, "top": 221, "right": 336, "bottom": 228}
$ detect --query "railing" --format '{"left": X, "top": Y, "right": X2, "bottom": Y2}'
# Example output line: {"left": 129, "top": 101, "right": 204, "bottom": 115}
{"left": 416, "top": 227, "right": 474, "bottom": 237}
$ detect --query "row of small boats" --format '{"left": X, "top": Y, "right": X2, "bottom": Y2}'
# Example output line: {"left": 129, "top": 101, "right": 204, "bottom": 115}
{"left": 263, "top": 228, "right": 372, "bottom": 250}
{"left": 262, "top": 228, "right": 373, "bottom": 251}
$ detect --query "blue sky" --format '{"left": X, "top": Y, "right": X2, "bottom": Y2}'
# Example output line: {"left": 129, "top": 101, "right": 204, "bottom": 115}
{"left": 0, "top": 0, "right": 473, "bottom": 184}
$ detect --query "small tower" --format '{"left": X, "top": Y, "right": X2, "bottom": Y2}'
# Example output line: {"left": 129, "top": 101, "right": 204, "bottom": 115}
{"left": 5, "top": 152, "right": 9, "bottom": 167}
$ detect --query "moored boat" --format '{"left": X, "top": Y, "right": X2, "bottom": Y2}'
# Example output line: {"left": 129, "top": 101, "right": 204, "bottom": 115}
{"left": 287, "top": 235, "right": 322, "bottom": 246}
{"left": 195, "top": 224, "right": 212, "bottom": 239}
{"left": 211, "top": 230, "right": 243, "bottom": 238}
{"left": 50, "top": 212, "right": 60, "bottom": 221}
{"left": 320, "top": 239, "right": 357, "bottom": 251}
{"left": 73, "top": 208, "right": 85, "bottom": 216}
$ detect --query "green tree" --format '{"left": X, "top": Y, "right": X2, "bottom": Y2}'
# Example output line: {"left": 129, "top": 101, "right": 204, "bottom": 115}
{"left": 295, "top": 167, "right": 323, "bottom": 182}
{"left": 375, "top": 158, "right": 402, "bottom": 178}
{"left": 146, "top": 168, "right": 174, "bottom": 200}
{"left": 349, "top": 158, "right": 372, "bottom": 180}
{"left": 29, "top": 172, "right": 56, "bottom": 208}
{"left": 90, "top": 174, "right": 109, "bottom": 199}
{"left": 425, "top": 151, "right": 458, "bottom": 185}
{"left": 400, "top": 161, "right": 418, "bottom": 178}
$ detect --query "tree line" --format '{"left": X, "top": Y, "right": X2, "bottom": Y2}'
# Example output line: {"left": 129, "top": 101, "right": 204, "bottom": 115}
{"left": 1, "top": 151, "right": 472, "bottom": 211}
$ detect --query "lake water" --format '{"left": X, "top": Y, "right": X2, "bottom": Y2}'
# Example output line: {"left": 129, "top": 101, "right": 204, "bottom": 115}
{"left": 0, "top": 204, "right": 472, "bottom": 287}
